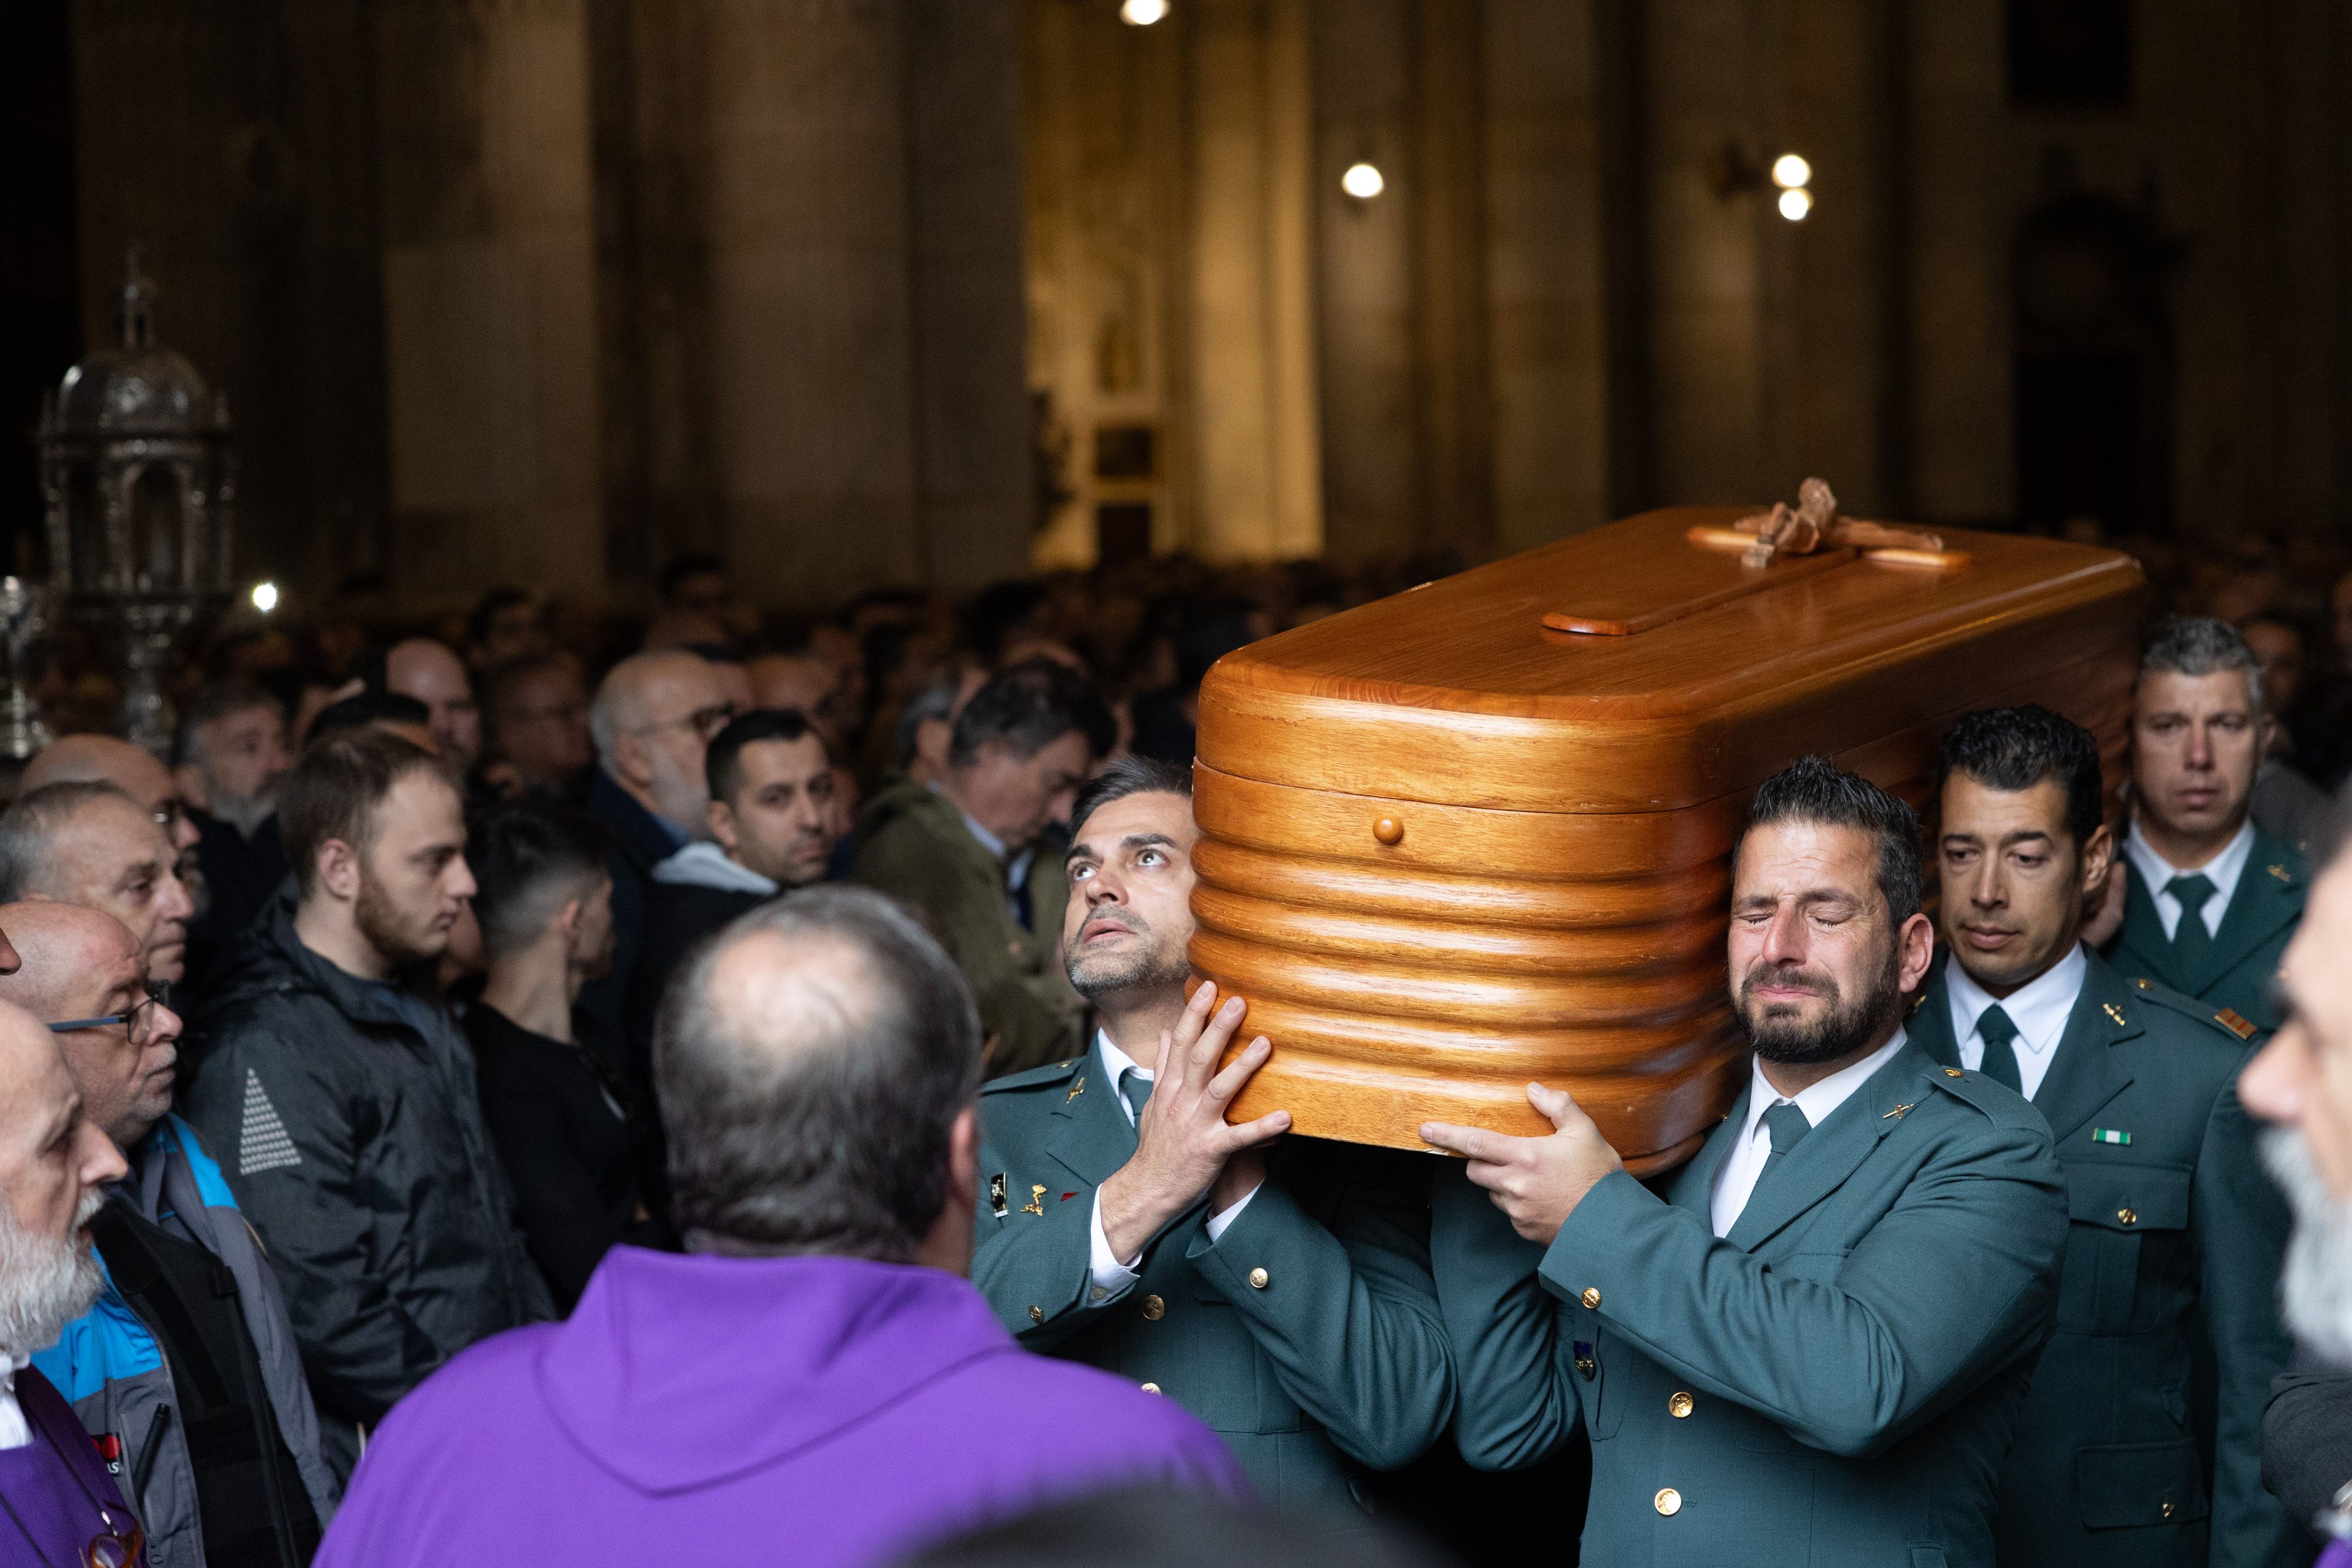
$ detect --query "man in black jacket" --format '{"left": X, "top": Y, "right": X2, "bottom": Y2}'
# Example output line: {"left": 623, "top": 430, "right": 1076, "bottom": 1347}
{"left": 184, "top": 732, "right": 551, "bottom": 1475}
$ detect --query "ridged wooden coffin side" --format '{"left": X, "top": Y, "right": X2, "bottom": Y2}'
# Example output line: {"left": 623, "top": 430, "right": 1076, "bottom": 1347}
{"left": 1190, "top": 646, "right": 2141, "bottom": 1161}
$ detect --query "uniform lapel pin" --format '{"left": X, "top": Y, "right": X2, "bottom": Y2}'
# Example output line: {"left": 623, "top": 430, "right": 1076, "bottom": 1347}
{"left": 1023, "top": 1183, "right": 1047, "bottom": 1216}
{"left": 1882, "top": 1102, "right": 1913, "bottom": 1121}
{"left": 2092, "top": 1128, "right": 2131, "bottom": 1146}
{"left": 2102, "top": 1003, "right": 2127, "bottom": 1028}
{"left": 2269, "top": 862, "right": 2292, "bottom": 884}
{"left": 988, "top": 1174, "right": 1008, "bottom": 1218}
{"left": 1065, "top": 1075, "right": 1087, "bottom": 1104}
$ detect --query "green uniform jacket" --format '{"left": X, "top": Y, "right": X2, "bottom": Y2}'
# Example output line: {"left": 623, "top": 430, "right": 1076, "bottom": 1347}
{"left": 1433, "top": 1039, "right": 2067, "bottom": 1568}
{"left": 851, "top": 778, "right": 1083, "bottom": 1078}
{"left": 2107, "top": 828, "right": 2307, "bottom": 1032}
{"left": 1910, "top": 950, "right": 2299, "bottom": 1568}
{"left": 971, "top": 1046, "right": 1455, "bottom": 1511}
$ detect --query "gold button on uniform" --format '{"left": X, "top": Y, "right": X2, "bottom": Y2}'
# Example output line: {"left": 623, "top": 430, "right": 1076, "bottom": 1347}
{"left": 1580, "top": 1287, "right": 1601, "bottom": 1310}
{"left": 1668, "top": 1392, "right": 1694, "bottom": 1419}
{"left": 1089, "top": 1286, "right": 1107, "bottom": 1302}
{"left": 1028, "top": 1305, "right": 1043, "bottom": 1323}
{"left": 1140, "top": 1382, "right": 1161, "bottom": 1395}
{"left": 1142, "top": 1293, "right": 1166, "bottom": 1320}
{"left": 1248, "top": 1267, "right": 1269, "bottom": 1290}
{"left": 2117, "top": 1208, "right": 2137, "bottom": 1226}
{"left": 1654, "top": 1488, "right": 1682, "bottom": 1516}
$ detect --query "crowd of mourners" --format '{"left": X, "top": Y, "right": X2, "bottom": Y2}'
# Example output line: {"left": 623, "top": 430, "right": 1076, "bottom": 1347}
{"left": 0, "top": 528, "right": 2346, "bottom": 1568}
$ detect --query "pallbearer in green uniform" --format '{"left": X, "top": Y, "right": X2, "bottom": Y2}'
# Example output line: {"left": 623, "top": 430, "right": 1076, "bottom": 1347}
{"left": 2097, "top": 616, "right": 2308, "bottom": 1032}
{"left": 1917, "top": 705, "right": 2297, "bottom": 1567}
{"left": 971, "top": 758, "right": 1454, "bottom": 1512}
{"left": 1421, "top": 757, "right": 2067, "bottom": 1568}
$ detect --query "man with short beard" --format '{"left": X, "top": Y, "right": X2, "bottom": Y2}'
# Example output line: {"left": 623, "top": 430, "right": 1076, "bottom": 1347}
{"left": 1908, "top": 707, "right": 2295, "bottom": 1568}
{"left": 1422, "top": 755, "right": 2068, "bottom": 1567}
{"left": 0, "top": 990, "right": 140, "bottom": 1567}
{"left": 173, "top": 680, "right": 294, "bottom": 1001}
{"left": 2240, "top": 808, "right": 2352, "bottom": 1556}
{"left": 970, "top": 760, "right": 1455, "bottom": 1512}
{"left": 183, "top": 732, "right": 550, "bottom": 1476}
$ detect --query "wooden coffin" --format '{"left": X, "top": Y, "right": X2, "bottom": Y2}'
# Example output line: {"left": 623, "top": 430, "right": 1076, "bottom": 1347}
{"left": 1188, "top": 506, "right": 2148, "bottom": 1167}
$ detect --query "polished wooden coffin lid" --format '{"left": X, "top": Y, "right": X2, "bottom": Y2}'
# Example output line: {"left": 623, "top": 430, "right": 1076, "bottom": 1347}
{"left": 1189, "top": 507, "right": 2148, "bottom": 1161}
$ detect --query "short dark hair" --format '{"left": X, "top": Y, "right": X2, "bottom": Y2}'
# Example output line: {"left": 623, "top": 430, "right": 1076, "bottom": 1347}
{"left": 949, "top": 661, "right": 1111, "bottom": 768}
{"left": 705, "top": 708, "right": 820, "bottom": 805}
{"left": 1069, "top": 756, "right": 1192, "bottom": 843}
{"left": 470, "top": 804, "right": 612, "bottom": 957}
{"left": 0, "top": 782, "right": 131, "bottom": 901}
{"left": 654, "top": 885, "right": 983, "bottom": 1261}
{"left": 305, "top": 691, "right": 432, "bottom": 750}
{"left": 1738, "top": 755, "right": 1924, "bottom": 923}
{"left": 660, "top": 552, "right": 729, "bottom": 601}
{"left": 172, "top": 680, "right": 284, "bottom": 769}
{"left": 1936, "top": 704, "right": 2106, "bottom": 850}
{"left": 279, "top": 731, "right": 447, "bottom": 897}
{"left": 902, "top": 1486, "right": 1452, "bottom": 1568}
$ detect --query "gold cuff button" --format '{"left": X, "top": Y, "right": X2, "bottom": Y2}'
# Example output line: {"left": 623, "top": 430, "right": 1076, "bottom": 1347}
{"left": 1248, "top": 1267, "right": 1269, "bottom": 1289}
{"left": 1668, "top": 1392, "right": 1694, "bottom": 1419}
{"left": 1142, "top": 1293, "right": 1165, "bottom": 1320}
{"left": 2117, "top": 1207, "right": 2137, "bottom": 1226}
{"left": 1580, "top": 1287, "right": 1601, "bottom": 1310}
{"left": 1374, "top": 817, "right": 1405, "bottom": 846}
{"left": 1028, "top": 1305, "right": 1043, "bottom": 1323}
{"left": 1654, "top": 1488, "right": 1682, "bottom": 1517}
{"left": 1141, "top": 1382, "right": 1161, "bottom": 1395}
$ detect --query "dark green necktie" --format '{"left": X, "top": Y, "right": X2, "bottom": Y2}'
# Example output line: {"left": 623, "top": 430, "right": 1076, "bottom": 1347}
{"left": 1120, "top": 1066, "right": 1154, "bottom": 1125}
{"left": 1756, "top": 1101, "right": 1812, "bottom": 1189}
{"left": 1976, "top": 1003, "right": 2023, "bottom": 1093}
{"left": 2167, "top": 873, "right": 2217, "bottom": 978}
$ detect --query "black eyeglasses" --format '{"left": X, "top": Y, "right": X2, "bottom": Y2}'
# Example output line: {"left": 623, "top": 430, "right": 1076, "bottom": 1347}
{"left": 49, "top": 978, "right": 171, "bottom": 1041}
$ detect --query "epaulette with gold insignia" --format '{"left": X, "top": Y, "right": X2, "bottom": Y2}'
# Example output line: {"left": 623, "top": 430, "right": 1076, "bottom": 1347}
{"left": 2128, "top": 977, "right": 2266, "bottom": 1045}
{"left": 2214, "top": 1008, "right": 2258, "bottom": 1041}
{"left": 978, "top": 1055, "right": 1087, "bottom": 1095}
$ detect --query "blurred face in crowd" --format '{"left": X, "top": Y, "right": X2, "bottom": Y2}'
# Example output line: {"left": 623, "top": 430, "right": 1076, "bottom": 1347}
{"left": 567, "top": 872, "right": 617, "bottom": 982}
{"left": 26, "top": 735, "right": 201, "bottom": 856}
{"left": 2129, "top": 668, "right": 2262, "bottom": 861}
{"left": 0, "top": 1002, "right": 123, "bottom": 1356}
{"left": 953, "top": 730, "right": 1093, "bottom": 853}
{"left": 710, "top": 735, "right": 837, "bottom": 889}
{"left": 39, "top": 793, "right": 197, "bottom": 984}
{"left": 2241, "top": 853, "right": 2352, "bottom": 1360}
{"left": 388, "top": 639, "right": 483, "bottom": 771}
{"left": 746, "top": 653, "right": 847, "bottom": 745}
{"left": 1938, "top": 774, "right": 2110, "bottom": 997}
{"left": 606, "top": 654, "right": 733, "bottom": 836}
{"left": 4, "top": 907, "right": 183, "bottom": 1148}
{"left": 1729, "top": 820, "right": 1933, "bottom": 1072}
{"left": 1063, "top": 791, "right": 1197, "bottom": 1004}
{"left": 323, "top": 770, "right": 477, "bottom": 972}
{"left": 492, "top": 661, "right": 594, "bottom": 788}
{"left": 479, "top": 599, "right": 549, "bottom": 667}
{"left": 184, "top": 700, "right": 293, "bottom": 835}
{"left": 666, "top": 568, "right": 731, "bottom": 624}
{"left": 2240, "top": 619, "right": 2305, "bottom": 717}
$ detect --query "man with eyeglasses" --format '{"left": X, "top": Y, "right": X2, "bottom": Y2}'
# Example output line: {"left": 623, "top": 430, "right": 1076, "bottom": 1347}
{"left": 0, "top": 784, "right": 197, "bottom": 988}
{"left": 6, "top": 900, "right": 339, "bottom": 1568}
{"left": 580, "top": 650, "right": 734, "bottom": 1081}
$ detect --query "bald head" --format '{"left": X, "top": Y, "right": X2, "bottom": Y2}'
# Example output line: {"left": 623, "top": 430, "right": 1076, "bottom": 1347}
{"left": 590, "top": 650, "right": 728, "bottom": 752}
{"left": 387, "top": 638, "right": 480, "bottom": 768}
{"left": 591, "top": 650, "right": 730, "bottom": 834}
{"left": 0, "top": 901, "right": 181, "bottom": 1148}
{"left": 23, "top": 734, "right": 193, "bottom": 853}
{"left": 655, "top": 886, "right": 981, "bottom": 1263}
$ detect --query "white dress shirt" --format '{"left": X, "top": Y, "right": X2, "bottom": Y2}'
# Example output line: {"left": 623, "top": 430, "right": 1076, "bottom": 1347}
{"left": 0, "top": 1351, "right": 32, "bottom": 1450}
{"left": 2124, "top": 817, "right": 2255, "bottom": 941}
{"left": 1708, "top": 1031, "right": 1909, "bottom": 1238}
{"left": 1943, "top": 944, "right": 2087, "bottom": 1104}
{"left": 1086, "top": 1031, "right": 1259, "bottom": 1297}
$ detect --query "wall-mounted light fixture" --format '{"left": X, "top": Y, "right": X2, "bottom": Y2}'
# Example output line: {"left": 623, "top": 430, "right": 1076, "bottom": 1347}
{"left": 1772, "top": 153, "right": 1811, "bottom": 221}
{"left": 1120, "top": 0, "right": 1168, "bottom": 25}
{"left": 1341, "top": 161, "right": 1385, "bottom": 200}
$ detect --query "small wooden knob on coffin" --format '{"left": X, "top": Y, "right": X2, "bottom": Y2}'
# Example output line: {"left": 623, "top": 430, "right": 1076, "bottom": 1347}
{"left": 1373, "top": 817, "right": 1404, "bottom": 846}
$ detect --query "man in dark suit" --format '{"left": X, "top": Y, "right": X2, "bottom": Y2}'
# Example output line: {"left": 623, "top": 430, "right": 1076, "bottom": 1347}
{"left": 2099, "top": 616, "right": 2307, "bottom": 1032}
{"left": 1422, "top": 755, "right": 2067, "bottom": 1567}
{"left": 1916, "top": 705, "right": 2297, "bottom": 1566}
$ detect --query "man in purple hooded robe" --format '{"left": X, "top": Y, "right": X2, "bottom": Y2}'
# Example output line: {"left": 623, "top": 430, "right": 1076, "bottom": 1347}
{"left": 315, "top": 887, "right": 1242, "bottom": 1567}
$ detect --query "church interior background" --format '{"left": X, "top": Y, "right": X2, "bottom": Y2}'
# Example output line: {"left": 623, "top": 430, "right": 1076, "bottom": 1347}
{"left": 2, "top": 0, "right": 2349, "bottom": 618}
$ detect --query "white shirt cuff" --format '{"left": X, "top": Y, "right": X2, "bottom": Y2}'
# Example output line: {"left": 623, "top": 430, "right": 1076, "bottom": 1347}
{"left": 1087, "top": 1188, "right": 1142, "bottom": 1300}
{"left": 1204, "top": 1181, "right": 1262, "bottom": 1242}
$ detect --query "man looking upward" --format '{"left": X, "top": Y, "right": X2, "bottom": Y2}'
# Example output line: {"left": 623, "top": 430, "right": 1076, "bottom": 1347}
{"left": 1915, "top": 706, "right": 2295, "bottom": 1566}
{"left": 2099, "top": 616, "right": 2306, "bottom": 1031}
{"left": 973, "top": 758, "right": 1454, "bottom": 1513}
{"left": 1422, "top": 755, "right": 2067, "bottom": 1567}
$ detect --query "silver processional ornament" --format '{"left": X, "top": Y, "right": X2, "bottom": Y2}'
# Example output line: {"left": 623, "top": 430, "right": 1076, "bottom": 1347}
{"left": 0, "top": 576, "right": 49, "bottom": 762}
{"left": 36, "top": 249, "right": 236, "bottom": 756}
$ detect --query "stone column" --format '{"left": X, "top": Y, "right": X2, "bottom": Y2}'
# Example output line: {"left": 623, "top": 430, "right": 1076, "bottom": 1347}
{"left": 375, "top": 0, "right": 604, "bottom": 604}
